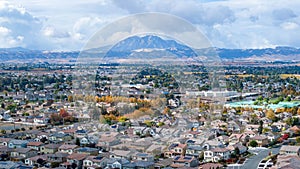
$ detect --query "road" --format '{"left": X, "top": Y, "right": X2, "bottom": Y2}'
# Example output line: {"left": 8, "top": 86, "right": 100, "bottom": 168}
{"left": 240, "top": 147, "right": 280, "bottom": 169}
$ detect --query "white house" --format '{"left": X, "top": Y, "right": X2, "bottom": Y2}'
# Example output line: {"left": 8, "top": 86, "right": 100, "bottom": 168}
{"left": 204, "top": 148, "right": 231, "bottom": 162}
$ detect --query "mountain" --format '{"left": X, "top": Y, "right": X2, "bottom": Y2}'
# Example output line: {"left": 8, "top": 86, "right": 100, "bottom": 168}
{"left": 0, "top": 35, "right": 300, "bottom": 62}
{"left": 105, "top": 35, "right": 198, "bottom": 58}
{"left": 0, "top": 48, "right": 79, "bottom": 61}
{"left": 216, "top": 46, "right": 300, "bottom": 60}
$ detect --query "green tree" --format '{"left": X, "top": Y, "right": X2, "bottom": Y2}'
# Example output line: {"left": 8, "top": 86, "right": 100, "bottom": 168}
{"left": 234, "top": 147, "right": 240, "bottom": 155}
{"left": 75, "top": 138, "right": 80, "bottom": 146}
{"left": 258, "top": 120, "right": 263, "bottom": 134}
{"left": 257, "top": 96, "right": 263, "bottom": 101}
{"left": 285, "top": 96, "right": 292, "bottom": 102}
{"left": 249, "top": 140, "right": 258, "bottom": 147}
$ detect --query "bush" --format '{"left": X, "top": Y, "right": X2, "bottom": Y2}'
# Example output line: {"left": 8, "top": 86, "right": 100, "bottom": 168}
{"left": 0, "top": 130, "right": 6, "bottom": 134}
{"left": 249, "top": 140, "right": 258, "bottom": 147}
{"left": 51, "top": 162, "right": 60, "bottom": 168}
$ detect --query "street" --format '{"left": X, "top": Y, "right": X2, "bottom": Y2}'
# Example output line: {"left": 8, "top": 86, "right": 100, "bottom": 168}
{"left": 240, "top": 147, "right": 280, "bottom": 169}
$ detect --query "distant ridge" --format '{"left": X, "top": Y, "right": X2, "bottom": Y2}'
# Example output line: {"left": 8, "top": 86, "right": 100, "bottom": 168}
{"left": 0, "top": 35, "right": 300, "bottom": 61}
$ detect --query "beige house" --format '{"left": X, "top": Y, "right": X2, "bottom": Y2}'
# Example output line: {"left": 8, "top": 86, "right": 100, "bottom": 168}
{"left": 41, "top": 144, "right": 61, "bottom": 154}
{"left": 280, "top": 145, "right": 300, "bottom": 156}
{"left": 249, "top": 135, "right": 268, "bottom": 147}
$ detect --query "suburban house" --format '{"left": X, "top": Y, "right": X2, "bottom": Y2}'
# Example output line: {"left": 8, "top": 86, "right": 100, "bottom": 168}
{"left": 164, "top": 143, "right": 187, "bottom": 158}
{"left": 25, "top": 154, "right": 48, "bottom": 166}
{"left": 63, "top": 153, "right": 88, "bottom": 169}
{"left": 58, "top": 144, "right": 78, "bottom": 154}
{"left": 83, "top": 155, "right": 107, "bottom": 169}
{"left": 185, "top": 145, "right": 203, "bottom": 158}
{"left": 27, "top": 142, "right": 44, "bottom": 151}
{"left": 249, "top": 135, "right": 269, "bottom": 147}
{"left": 47, "top": 152, "right": 68, "bottom": 164}
{"left": 123, "top": 161, "right": 155, "bottom": 169}
{"left": 227, "top": 143, "right": 247, "bottom": 154}
{"left": 8, "top": 140, "right": 28, "bottom": 149}
{"left": 0, "top": 138, "right": 11, "bottom": 147}
{"left": 75, "top": 147, "right": 99, "bottom": 155}
{"left": 49, "top": 133, "right": 73, "bottom": 143}
{"left": 41, "top": 143, "right": 61, "bottom": 154}
{"left": 110, "top": 150, "right": 133, "bottom": 159}
{"left": 204, "top": 148, "right": 231, "bottom": 162}
{"left": 10, "top": 148, "right": 38, "bottom": 161}
{"left": 105, "top": 158, "right": 130, "bottom": 169}
{"left": 280, "top": 145, "right": 300, "bottom": 156}
{"left": 172, "top": 156, "right": 199, "bottom": 168}
{"left": 132, "top": 153, "right": 154, "bottom": 162}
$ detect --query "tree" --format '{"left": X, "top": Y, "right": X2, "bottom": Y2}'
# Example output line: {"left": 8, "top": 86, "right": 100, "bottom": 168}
{"left": 285, "top": 117, "right": 293, "bottom": 126}
{"left": 162, "top": 107, "right": 170, "bottom": 115}
{"left": 75, "top": 138, "right": 80, "bottom": 146}
{"left": 40, "top": 137, "right": 47, "bottom": 143}
{"left": 257, "top": 96, "right": 263, "bottom": 101}
{"left": 68, "top": 95, "right": 74, "bottom": 102}
{"left": 59, "top": 108, "right": 69, "bottom": 118}
{"left": 249, "top": 140, "right": 258, "bottom": 147}
{"left": 258, "top": 120, "right": 263, "bottom": 134}
{"left": 144, "top": 120, "right": 153, "bottom": 127}
{"left": 37, "top": 158, "right": 45, "bottom": 167}
{"left": 199, "top": 151, "right": 204, "bottom": 161}
{"left": 71, "top": 163, "right": 77, "bottom": 169}
{"left": 285, "top": 96, "right": 292, "bottom": 102}
{"left": 234, "top": 147, "right": 240, "bottom": 155}
{"left": 266, "top": 109, "right": 276, "bottom": 121}
{"left": 296, "top": 136, "right": 300, "bottom": 143}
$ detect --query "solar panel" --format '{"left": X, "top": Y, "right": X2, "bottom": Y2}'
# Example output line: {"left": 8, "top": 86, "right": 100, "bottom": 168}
{"left": 184, "top": 156, "right": 192, "bottom": 160}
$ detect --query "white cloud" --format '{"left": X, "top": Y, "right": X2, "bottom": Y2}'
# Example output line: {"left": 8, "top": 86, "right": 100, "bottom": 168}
{"left": 72, "top": 17, "right": 105, "bottom": 40}
{"left": 43, "top": 26, "right": 70, "bottom": 38}
{"left": 0, "top": 26, "right": 10, "bottom": 35}
{"left": 0, "top": 0, "right": 51, "bottom": 49}
{"left": 3, "top": 0, "right": 300, "bottom": 50}
{"left": 280, "top": 22, "right": 299, "bottom": 30}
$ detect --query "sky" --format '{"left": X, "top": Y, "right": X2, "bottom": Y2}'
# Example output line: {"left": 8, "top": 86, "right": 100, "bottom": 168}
{"left": 1, "top": 0, "right": 300, "bottom": 50}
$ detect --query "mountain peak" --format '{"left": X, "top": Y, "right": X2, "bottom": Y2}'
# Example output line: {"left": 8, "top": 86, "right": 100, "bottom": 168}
{"left": 105, "top": 35, "right": 197, "bottom": 58}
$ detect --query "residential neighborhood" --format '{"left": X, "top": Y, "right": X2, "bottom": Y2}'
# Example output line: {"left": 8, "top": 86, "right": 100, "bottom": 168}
{"left": 0, "top": 62, "right": 299, "bottom": 169}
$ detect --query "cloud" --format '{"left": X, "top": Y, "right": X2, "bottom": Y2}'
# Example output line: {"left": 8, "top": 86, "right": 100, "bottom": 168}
{"left": 72, "top": 17, "right": 106, "bottom": 40}
{"left": 43, "top": 26, "right": 71, "bottom": 38}
{"left": 112, "top": 0, "right": 146, "bottom": 13}
{"left": 0, "top": 1, "right": 50, "bottom": 49}
{"left": 112, "top": 0, "right": 235, "bottom": 26}
{"left": 280, "top": 22, "right": 299, "bottom": 30}
{"left": 272, "top": 8, "right": 297, "bottom": 21}
{"left": 0, "top": 26, "right": 10, "bottom": 35}
{"left": 3, "top": 0, "right": 300, "bottom": 50}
